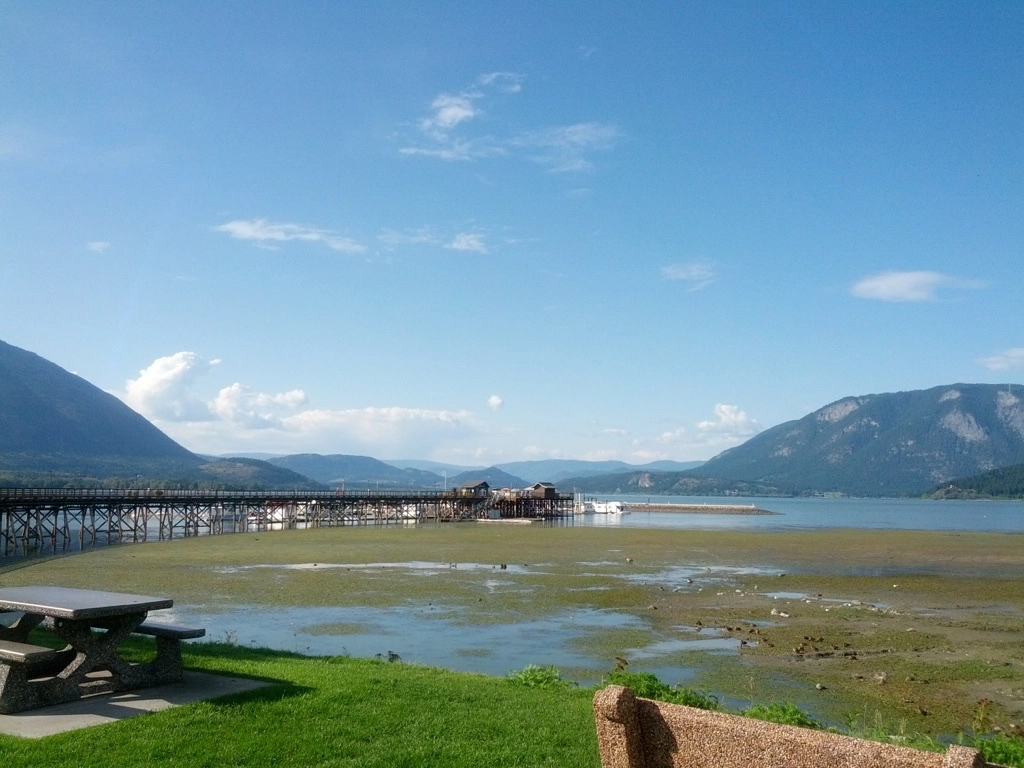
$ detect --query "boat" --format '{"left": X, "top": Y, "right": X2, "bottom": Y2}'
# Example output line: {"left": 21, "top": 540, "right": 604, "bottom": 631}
{"left": 581, "top": 500, "right": 628, "bottom": 515}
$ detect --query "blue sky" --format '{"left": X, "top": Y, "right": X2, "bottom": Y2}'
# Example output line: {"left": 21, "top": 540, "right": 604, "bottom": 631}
{"left": 2, "top": 2, "right": 1022, "bottom": 464}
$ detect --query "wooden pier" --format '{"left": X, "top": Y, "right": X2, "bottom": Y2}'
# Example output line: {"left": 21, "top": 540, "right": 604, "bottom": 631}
{"left": 0, "top": 488, "right": 574, "bottom": 558}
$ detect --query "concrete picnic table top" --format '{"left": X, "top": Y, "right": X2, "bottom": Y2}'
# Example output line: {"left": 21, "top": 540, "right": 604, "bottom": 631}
{"left": 0, "top": 586, "right": 172, "bottom": 621}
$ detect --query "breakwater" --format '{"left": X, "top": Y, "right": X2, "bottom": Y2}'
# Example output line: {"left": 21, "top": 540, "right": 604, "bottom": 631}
{"left": 622, "top": 502, "right": 778, "bottom": 515}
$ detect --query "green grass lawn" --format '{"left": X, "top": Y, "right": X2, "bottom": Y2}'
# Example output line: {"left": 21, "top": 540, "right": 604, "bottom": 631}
{"left": 0, "top": 644, "right": 601, "bottom": 768}
{"left": 2, "top": 643, "right": 1022, "bottom": 767}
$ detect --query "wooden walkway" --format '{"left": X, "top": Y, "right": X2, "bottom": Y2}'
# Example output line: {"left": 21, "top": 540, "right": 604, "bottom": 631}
{"left": 0, "top": 488, "right": 574, "bottom": 558}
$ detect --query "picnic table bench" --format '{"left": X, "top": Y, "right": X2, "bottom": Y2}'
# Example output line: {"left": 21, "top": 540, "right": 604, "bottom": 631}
{"left": 0, "top": 586, "right": 205, "bottom": 714}
{"left": 0, "top": 639, "right": 58, "bottom": 665}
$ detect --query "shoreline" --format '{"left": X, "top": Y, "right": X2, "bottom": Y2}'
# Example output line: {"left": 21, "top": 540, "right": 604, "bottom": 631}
{"left": 622, "top": 502, "right": 779, "bottom": 515}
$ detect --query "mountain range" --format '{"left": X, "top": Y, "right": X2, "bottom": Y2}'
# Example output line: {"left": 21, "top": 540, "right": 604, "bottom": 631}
{"left": 563, "top": 384, "right": 1024, "bottom": 497}
{"left": 2, "top": 338, "right": 1023, "bottom": 497}
{"left": 254, "top": 455, "right": 703, "bottom": 490}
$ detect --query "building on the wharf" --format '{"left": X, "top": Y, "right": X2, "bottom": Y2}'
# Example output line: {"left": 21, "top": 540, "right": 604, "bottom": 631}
{"left": 456, "top": 481, "right": 490, "bottom": 498}
{"left": 529, "top": 482, "right": 558, "bottom": 499}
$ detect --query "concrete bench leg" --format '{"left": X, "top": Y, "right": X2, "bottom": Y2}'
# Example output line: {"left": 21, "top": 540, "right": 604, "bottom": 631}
{"left": 115, "top": 636, "right": 185, "bottom": 689}
{"left": 152, "top": 636, "right": 184, "bottom": 683}
{"left": 0, "top": 663, "right": 44, "bottom": 715}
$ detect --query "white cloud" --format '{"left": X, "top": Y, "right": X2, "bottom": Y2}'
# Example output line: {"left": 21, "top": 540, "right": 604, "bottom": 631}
{"left": 211, "top": 383, "right": 308, "bottom": 429}
{"left": 120, "top": 352, "right": 479, "bottom": 457}
{"left": 87, "top": 241, "right": 111, "bottom": 253}
{"left": 657, "top": 404, "right": 760, "bottom": 455}
{"left": 123, "top": 352, "right": 220, "bottom": 422}
{"left": 487, "top": 395, "right": 504, "bottom": 410}
{"left": 978, "top": 347, "right": 1024, "bottom": 372}
{"left": 405, "top": 78, "right": 498, "bottom": 153}
{"left": 446, "top": 232, "right": 488, "bottom": 253}
{"left": 513, "top": 122, "right": 620, "bottom": 172}
{"left": 660, "top": 260, "right": 717, "bottom": 291}
{"left": 602, "top": 428, "right": 628, "bottom": 437}
{"left": 213, "top": 219, "right": 365, "bottom": 253}
{"left": 658, "top": 427, "right": 688, "bottom": 443}
{"left": 697, "top": 404, "right": 759, "bottom": 437}
{"left": 401, "top": 75, "right": 618, "bottom": 172}
{"left": 421, "top": 94, "right": 478, "bottom": 138}
{"left": 399, "top": 139, "right": 494, "bottom": 162}
{"left": 378, "top": 227, "right": 437, "bottom": 249}
{"left": 378, "top": 226, "right": 498, "bottom": 255}
{"left": 476, "top": 72, "right": 522, "bottom": 93}
{"left": 850, "top": 271, "right": 984, "bottom": 302}
{"left": 283, "top": 407, "right": 472, "bottom": 450}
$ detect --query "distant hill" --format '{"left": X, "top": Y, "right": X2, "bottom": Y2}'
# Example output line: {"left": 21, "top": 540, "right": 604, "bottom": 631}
{"left": 0, "top": 339, "right": 318, "bottom": 489}
{"left": 384, "top": 458, "right": 704, "bottom": 487}
{"left": 193, "top": 457, "right": 320, "bottom": 489}
{"left": 931, "top": 462, "right": 1024, "bottom": 499}
{"left": 386, "top": 459, "right": 484, "bottom": 476}
{"left": 448, "top": 467, "right": 528, "bottom": 489}
{"left": 639, "top": 460, "right": 706, "bottom": 473}
{"left": 0, "top": 455, "right": 319, "bottom": 491}
{"left": 692, "top": 383, "right": 1024, "bottom": 496}
{"left": 267, "top": 454, "right": 444, "bottom": 489}
{"left": 559, "top": 470, "right": 791, "bottom": 497}
{"left": 490, "top": 459, "right": 704, "bottom": 484}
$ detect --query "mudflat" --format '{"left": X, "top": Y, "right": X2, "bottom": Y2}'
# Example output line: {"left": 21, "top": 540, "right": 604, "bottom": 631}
{"left": 4, "top": 525, "right": 1022, "bottom": 734}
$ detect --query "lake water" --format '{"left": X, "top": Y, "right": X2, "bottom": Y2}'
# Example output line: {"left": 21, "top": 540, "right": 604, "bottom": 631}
{"left": 572, "top": 495, "right": 1024, "bottom": 532}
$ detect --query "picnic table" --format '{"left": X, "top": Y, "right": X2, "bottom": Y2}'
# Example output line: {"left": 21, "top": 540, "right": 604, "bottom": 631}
{"left": 0, "top": 586, "right": 205, "bottom": 714}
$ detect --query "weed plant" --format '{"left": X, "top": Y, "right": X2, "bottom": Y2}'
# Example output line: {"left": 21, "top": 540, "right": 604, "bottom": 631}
{"left": 970, "top": 733, "right": 1024, "bottom": 767}
{"left": 742, "top": 702, "right": 822, "bottom": 729}
{"left": 600, "top": 669, "right": 721, "bottom": 711}
{"left": 506, "top": 664, "right": 577, "bottom": 690}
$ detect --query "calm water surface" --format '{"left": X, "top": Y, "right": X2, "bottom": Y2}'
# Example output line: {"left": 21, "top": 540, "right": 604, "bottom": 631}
{"left": 577, "top": 495, "right": 1024, "bottom": 532}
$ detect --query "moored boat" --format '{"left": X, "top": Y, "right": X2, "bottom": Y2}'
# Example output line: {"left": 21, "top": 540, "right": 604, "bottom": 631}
{"left": 581, "top": 499, "right": 628, "bottom": 515}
